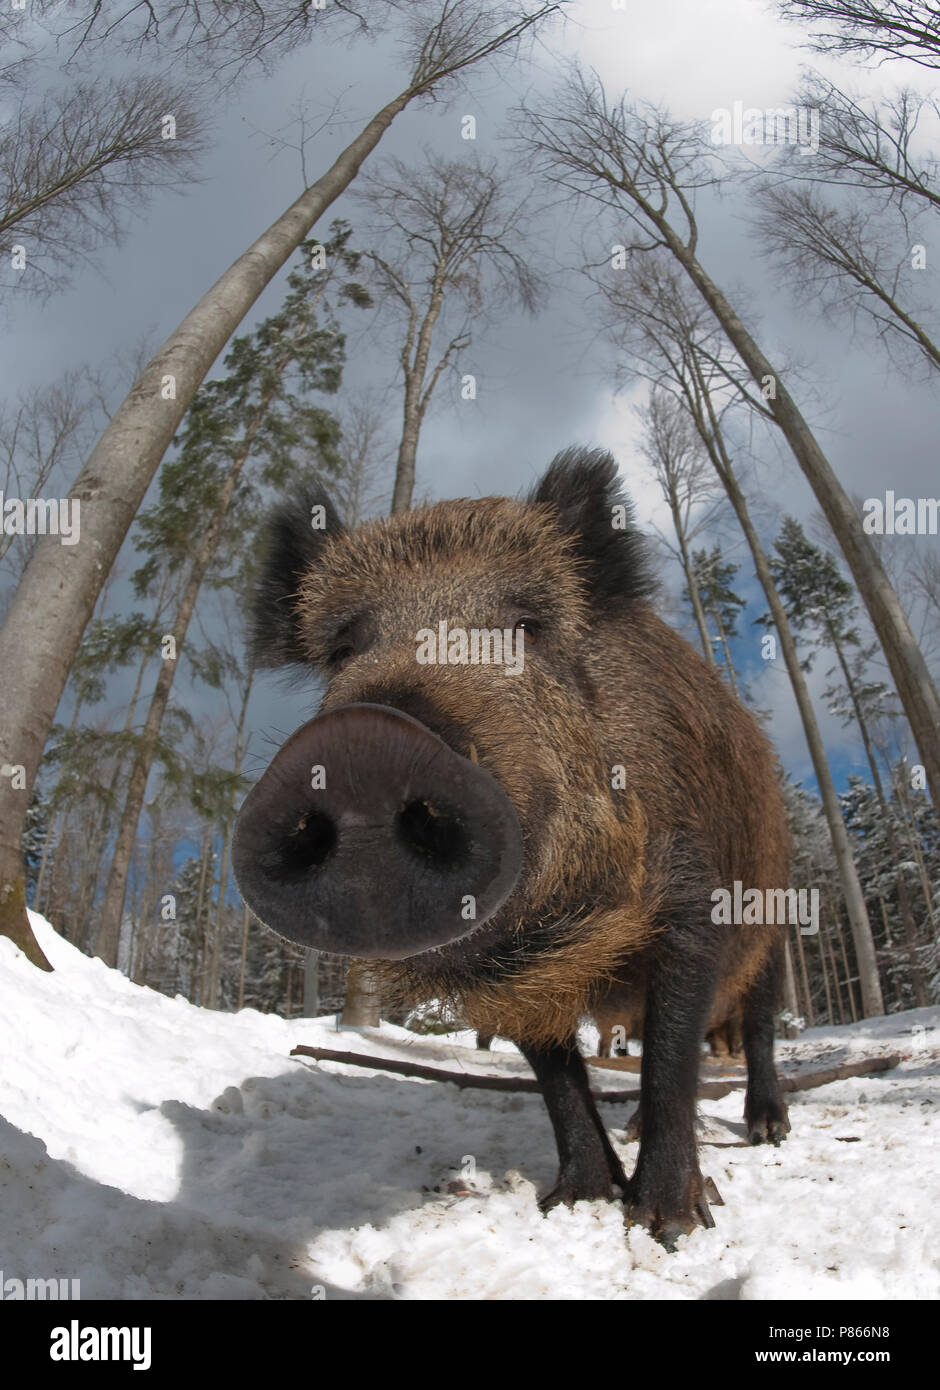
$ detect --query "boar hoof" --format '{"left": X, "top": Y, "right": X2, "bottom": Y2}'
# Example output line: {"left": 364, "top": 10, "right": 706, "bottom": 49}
{"left": 623, "top": 1105, "right": 642, "bottom": 1143}
{"left": 745, "top": 1099, "right": 791, "bottom": 1147}
{"left": 702, "top": 1173, "right": 724, "bottom": 1206}
{"left": 622, "top": 1170, "right": 718, "bottom": 1250}
{"left": 538, "top": 1166, "right": 621, "bottom": 1212}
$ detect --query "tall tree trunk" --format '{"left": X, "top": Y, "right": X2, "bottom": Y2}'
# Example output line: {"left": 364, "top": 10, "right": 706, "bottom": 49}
{"left": 341, "top": 959, "right": 381, "bottom": 1028}
{"left": 131, "top": 807, "right": 162, "bottom": 983}
{"left": 75, "top": 644, "right": 156, "bottom": 950}
{"left": 389, "top": 271, "right": 446, "bottom": 514}
{"left": 662, "top": 228, "right": 940, "bottom": 810}
{"left": 75, "top": 796, "right": 115, "bottom": 950}
{"left": 206, "top": 668, "right": 254, "bottom": 1008}
{"left": 710, "top": 603, "right": 739, "bottom": 696}
{"left": 783, "top": 938, "right": 800, "bottom": 1017}
{"left": 94, "top": 382, "right": 282, "bottom": 966}
{"left": 33, "top": 690, "right": 92, "bottom": 916}
{"left": 390, "top": 382, "right": 425, "bottom": 516}
{"left": 191, "top": 824, "right": 214, "bottom": 1004}
{"left": 668, "top": 491, "right": 714, "bottom": 663}
{"left": 826, "top": 624, "right": 929, "bottom": 1007}
{"left": 303, "top": 949, "right": 320, "bottom": 1018}
{"left": 815, "top": 911, "right": 834, "bottom": 1025}
{"left": 237, "top": 902, "right": 251, "bottom": 1011}
{"left": 837, "top": 924, "right": 859, "bottom": 1023}
{"left": 892, "top": 762, "right": 937, "bottom": 925}
{"left": 826, "top": 926, "right": 846, "bottom": 1024}
{"left": 33, "top": 811, "right": 56, "bottom": 914}
{"left": 0, "top": 85, "right": 418, "bottom": 966}
{"left": 687, "top": 369, "right": 884, "bottom": 1014}
{"left": 793, "top": 918, "right": 815, "bottom": 1027}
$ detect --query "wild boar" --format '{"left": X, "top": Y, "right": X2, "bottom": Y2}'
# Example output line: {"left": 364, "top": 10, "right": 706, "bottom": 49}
{"left": 232, "top": 448, "right": 790, "bottom": 1247}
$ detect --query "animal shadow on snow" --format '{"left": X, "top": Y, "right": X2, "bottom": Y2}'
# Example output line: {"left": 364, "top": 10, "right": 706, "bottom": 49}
{"left": 0, "top": 1111, "right": 358, "bottom": 1299}
{"left": 158, "top": 1058, "right": 569, "bottom": 1293}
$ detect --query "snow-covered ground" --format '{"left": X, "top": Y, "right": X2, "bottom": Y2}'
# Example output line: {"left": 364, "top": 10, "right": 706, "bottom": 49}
{"left": 1, "top": 913, "right": 937, "bottom": 1300}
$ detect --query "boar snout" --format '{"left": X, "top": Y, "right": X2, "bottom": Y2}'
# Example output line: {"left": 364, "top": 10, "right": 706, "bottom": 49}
{"left": 232, "top": 702, "right": 523, "bottom": 959}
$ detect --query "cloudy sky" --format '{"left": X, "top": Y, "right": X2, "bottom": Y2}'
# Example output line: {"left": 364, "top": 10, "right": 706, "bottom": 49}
{"left": 3, "top": 0, "right": 938, "bottom": 809}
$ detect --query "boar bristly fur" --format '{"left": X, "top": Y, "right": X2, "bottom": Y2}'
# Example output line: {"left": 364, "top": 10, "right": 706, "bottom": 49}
{"left": 248, "top": 447, "right": 791, "bottom": 1244}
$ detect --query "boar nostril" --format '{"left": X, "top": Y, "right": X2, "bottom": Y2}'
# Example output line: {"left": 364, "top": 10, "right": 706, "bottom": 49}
{"left": 396, "top": 798, "right": 467, "bottom": 868}
{"left": 268, "top": 810, "right": 337, "bottom": 882}
{"left": 234, "top": 704, "right": 523, "bottom": 958}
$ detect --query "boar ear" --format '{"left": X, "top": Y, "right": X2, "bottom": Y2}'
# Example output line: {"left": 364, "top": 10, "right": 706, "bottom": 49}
{"left": 530, "top": 447, "right": 654, "bottom": 605}
{"left": 252, "top": 482, "right": 346, "bottom": 668}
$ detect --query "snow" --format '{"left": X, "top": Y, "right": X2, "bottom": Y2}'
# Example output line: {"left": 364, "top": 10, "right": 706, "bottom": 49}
{"left": 1, "top": 913, "right": 938, "bottom": 1300}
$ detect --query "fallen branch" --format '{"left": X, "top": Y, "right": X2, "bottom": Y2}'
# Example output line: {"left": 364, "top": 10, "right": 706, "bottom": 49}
{"left": 290, "top": 1044, "right": 900, "bottom": 1102}
{"left": 292, "top": 1045, "right": 557, "bottom": 1095}
{"left": 776, "top": 1054, "right": 900, "bottom": 1093}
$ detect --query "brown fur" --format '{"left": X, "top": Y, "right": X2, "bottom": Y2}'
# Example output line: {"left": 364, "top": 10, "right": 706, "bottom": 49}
{"left": 291, "top": 492, "right": 789, "bottom": 1045}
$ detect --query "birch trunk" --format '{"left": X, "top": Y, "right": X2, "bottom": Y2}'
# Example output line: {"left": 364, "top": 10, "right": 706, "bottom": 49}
{"left": 662, "top": 230, "right": 940, "bottom": 812}
{"left": 668, "top": 491, "right": 714, "bottom": 664}
{"left": 0, "top": 86, "right": 415, "bottom": 967}
{"left": 688, "top": 372, "right": 885, "bottom": 1015}
{"left": 206, "top": 668, "right": 254, "bottom": 1008}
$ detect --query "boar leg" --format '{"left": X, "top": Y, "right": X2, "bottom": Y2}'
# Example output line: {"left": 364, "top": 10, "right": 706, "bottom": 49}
{"left": 521, "top": 1040, "right": 627, "bottom": 1209}
{"left": 742, "top": 952, "right": 791, "bottom": 1146}
{"left": 622, "top": 932, "right": 721, "bottom": 1248}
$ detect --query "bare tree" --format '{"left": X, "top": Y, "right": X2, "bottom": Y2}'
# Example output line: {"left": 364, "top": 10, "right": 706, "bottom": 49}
{"left": 755, "top": 185, "right": 940, "bottom": 374}
{"left": 778, "top": 1, "right": 940, "bottom": 70}
{"left": 0, "top": 76, "right": 204, "bottom": 295}
{"left": 784, "top": 75, "right": 940, "bottom": 217}
{"left": 597, "top": 256, "right": 885, "bottom": 1014}
{"left": 0, "top": 2, "right": 564, "bottom": 969}
{"left": 331, "top": 394, "right": 394, "bottom": 526}
{"left": 357, "top": 152, "right": 541, "bottom": 512}
{"left": 36, "top": 0, "right": 387, "bottom": 72}
{"left": 635, "top": 388, "right": 724, "bottom": 663}
{"left": 910, "top": 550, "right": 940, "bottom": 632}
{"left": 0, "top": 374, "right": 98, "bottom": 586}
{"left": 521, "top": 68, "right": 940, "bottom": 815}
{"left": 0, "top": 8, "right": 37, "bottom": 91}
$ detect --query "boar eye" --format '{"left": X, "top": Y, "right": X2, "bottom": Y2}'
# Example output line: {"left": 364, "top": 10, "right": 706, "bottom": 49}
{"left": 514, "top": 618, "right": 541, "bottom": 640}
{"left": 326, "top": 617, "right": 366, "bottom": 671}
{"left": 328, "top": 644, "right": 354, "bottom": 670}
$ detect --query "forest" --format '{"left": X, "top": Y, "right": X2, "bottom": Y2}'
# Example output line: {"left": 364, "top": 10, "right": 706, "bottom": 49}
{"left": 0, "top": 0, "right": 938, "bottom": 1039}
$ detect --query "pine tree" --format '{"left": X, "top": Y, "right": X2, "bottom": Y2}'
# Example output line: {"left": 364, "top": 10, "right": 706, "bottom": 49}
{"left": 769, "top": 517, "right": 929, "bottom": 1005}
{"left": 94, "top": 224, "right": 368, "bottom": 968}
{"left": 688, "top": 544, "right": 746, "bottom": 693}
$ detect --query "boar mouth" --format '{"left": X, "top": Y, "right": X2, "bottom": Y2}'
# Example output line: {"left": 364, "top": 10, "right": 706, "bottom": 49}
{"left": 232, "top": 703, "right": 523, "bottom": 960}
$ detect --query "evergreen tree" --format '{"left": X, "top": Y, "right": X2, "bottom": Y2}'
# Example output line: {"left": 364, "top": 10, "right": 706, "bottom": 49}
{"left": 688, "top": 544, "right": 746, "bottom": 693}
{"left": 94, "top": 224, "right": 369, "bottom": 968}
{"left": 768, "top": 517, "right": 929, "bottom": 1004}
{"left": 22, "top": 790, "right": 49, "bottom": 903}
